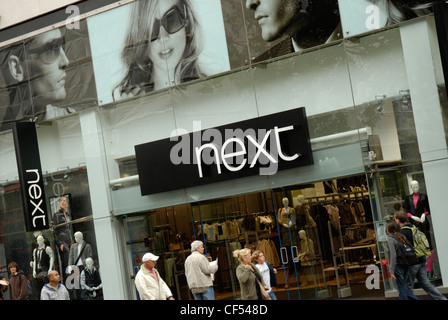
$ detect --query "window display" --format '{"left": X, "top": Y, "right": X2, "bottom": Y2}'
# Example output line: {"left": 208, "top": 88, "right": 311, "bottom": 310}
{"left": 123, "top": 174, "right": 388, "bottom": 300}
{"left": 0, "top": 166, "right": 100, "bottom": 300}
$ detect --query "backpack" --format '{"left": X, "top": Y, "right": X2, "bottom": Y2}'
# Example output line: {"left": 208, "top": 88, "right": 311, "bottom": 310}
{"left": 401, "top": 225, "right": 431, "bottom": 258}
{"left": 394, "top": 237, "right": 418, "bottom": 266}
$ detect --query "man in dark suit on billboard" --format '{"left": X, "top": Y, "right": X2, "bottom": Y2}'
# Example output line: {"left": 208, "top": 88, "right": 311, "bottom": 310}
{"left": 245, "top": 0, "right": 342, "bottom": 62}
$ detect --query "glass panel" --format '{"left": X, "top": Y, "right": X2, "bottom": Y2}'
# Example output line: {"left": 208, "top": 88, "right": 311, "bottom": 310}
{"left": 273, "top": 175, "right": 381, "bottom": 300}
{"left": 0, "top": 115, "right": 100, "bottom": 300}
{"left": 125, "top": 204, "right": 194, "bottom": 300}
{"left": 346, "top": 22, "right": 445, "bottom": 295}
{"left": 192, "top": 191, "right": 279, "bottom": 300}
{"left": 251, "top": 42, "right": 352, "bottom": 118}
{"left": 171, "top": 68, "right": 259, "bottom": 132}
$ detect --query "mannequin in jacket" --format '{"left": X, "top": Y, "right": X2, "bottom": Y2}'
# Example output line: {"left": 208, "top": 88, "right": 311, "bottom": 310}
{"left": 68, "top": 231, "right": 93, "bottom": 270}
{"left": 31, "top": 235, "right": 55, "bottom": 296}
{"left": 278, "top": 197, "right": 296, "bottom": 229}
{"left": 31, "top": 235, "right": 55, "bottom": 278}
{"left": 404, "top": 180, "right": 429, "bottom": 224}
{"left": 80, "top": 257, "right": 102, "bottom": 300}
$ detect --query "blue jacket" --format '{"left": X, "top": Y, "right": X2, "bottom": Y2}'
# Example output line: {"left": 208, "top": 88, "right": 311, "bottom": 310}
{"left": 266, "top": 261, "right": 277, "bottom": 289}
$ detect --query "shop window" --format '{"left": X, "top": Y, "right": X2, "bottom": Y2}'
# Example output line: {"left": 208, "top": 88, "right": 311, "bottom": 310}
{"left": 0, "top": 166, "right": 101, "bottom": 300}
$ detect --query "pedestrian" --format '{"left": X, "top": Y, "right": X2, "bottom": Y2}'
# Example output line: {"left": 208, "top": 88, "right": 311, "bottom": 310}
{"left": 40, "top": 270, "right": 70, "bottom": 300}
{"left": 386, "top": 220, "right": 420, "bottom": 300}
{"left": 7, "top": 261, "right": 28, "bottom": 300}
{"left": 134, "top": 252, "right": 175, "bottom": 300}
{"left": 184, "top": 240, "right": 218, "bottom": 300}
{"left": 233, "top": 248, "right": 269, "bottom": 300}
{"left": 252, "top": 250, "right": 277, "bottom": 300}
{"left": 395, "top": 211, "right": 447, "bottom": 300}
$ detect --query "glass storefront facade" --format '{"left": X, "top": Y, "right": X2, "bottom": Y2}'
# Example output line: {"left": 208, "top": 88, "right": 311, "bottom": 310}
{"left": 1, "top": 1, "right": 448, "bottom": 301}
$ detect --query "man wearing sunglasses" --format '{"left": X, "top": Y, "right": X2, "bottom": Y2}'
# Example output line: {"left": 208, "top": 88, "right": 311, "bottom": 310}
{"left": 245, "top": 0, "right": 342, "bottom": 63}
{"left": 1, "top": 28, "right": 70, "bottom": 123}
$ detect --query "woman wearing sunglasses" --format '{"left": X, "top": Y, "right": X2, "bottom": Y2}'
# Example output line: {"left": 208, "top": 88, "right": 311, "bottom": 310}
{"left": 114, "top": 0, "right": 204, "bottom": 100}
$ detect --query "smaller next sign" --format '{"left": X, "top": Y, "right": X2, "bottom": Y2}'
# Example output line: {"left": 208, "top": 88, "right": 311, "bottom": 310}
{"left": 12, "top": 122, "right": 49, "bottom": 232}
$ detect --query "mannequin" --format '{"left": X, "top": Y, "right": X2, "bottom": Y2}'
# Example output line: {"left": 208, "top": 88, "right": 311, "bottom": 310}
{"left": 297, "top": 230, "right": 315, "bottom": 286}
{"left": 68, "top": 231, "right": 93, "bottom": 270}
{"left": 278, "top": 197, "right": 296, "bottom": 229}
{"left": 294, "top": 195, "right": 316, "bottom": 228}
{"left": 31, "top": 235, "right": 54, "bottom": 278}
{"left": 277, "top": 197, "right": 298, "bottom": 278}
{"left": 80, "top": 258, "right": 102, "bottom": 300}
{"left": 298, "top": 230, "right": 315, "bottom": 266}
{"left": 404, "top": 180, "right": 430, "bottom": 224}
{"left": 30, "top": 235, "right": 55, "bottom": 295}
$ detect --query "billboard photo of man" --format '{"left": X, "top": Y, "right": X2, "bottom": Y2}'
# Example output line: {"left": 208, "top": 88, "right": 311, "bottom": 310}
{"left": 244, "top": 0, "right": 342, "bottom": 63}
{"left": 0, "top": 20, "right": 97, "bottom": 127}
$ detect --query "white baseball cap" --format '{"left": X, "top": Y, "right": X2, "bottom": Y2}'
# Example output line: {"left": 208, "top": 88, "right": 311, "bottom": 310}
{"left": 142, "top": 253, "right": 159, "bottom": 262}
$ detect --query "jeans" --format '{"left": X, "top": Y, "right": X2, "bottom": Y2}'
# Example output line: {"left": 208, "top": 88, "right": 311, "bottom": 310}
{"left": 268, "top": 290, "right": 277, "bottom": 300}
{"left": 192, "top": 287, "right": 215, "bottom": 300}
{"left": 395, "top": 265, "right": 420, "bottom": 300}
{"left": 407, "top": 260, "right": 447, "bottom": 300}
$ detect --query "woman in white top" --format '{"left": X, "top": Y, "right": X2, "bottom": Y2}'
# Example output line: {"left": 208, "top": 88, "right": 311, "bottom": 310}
{"left": 252, "top": 250, "right": 277, "bottom": 300}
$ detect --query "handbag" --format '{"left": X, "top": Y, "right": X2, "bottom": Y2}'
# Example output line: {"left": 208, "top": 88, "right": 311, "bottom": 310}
{"left": 256, "top": 278, "right": 272, "bottom": 300}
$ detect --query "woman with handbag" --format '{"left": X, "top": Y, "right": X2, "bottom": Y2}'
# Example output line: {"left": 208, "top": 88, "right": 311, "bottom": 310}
{"left": 233, "top": 248, "right": 270, "bottom": 300}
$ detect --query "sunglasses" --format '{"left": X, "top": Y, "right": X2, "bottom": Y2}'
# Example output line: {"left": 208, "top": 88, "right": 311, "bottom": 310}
{"left": 27, "top": 36, "right": 66, "bottom": 64}
{"left": 151, "top": 4, "right": 187, "bottom": 42}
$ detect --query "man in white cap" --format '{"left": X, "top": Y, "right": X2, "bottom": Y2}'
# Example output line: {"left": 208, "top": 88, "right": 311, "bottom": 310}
{"left": 184, "top": 240, "right": 218, "bottom": 300}
{"left": 134, "top": 252, "right": 174, "bottom": 300}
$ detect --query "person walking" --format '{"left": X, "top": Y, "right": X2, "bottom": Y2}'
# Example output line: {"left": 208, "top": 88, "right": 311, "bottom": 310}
{"left": 134, "top": 252, "right": 174, "bottom": 300}
{"left": 395, "top": 211, "right": 447, "bottom": 300}
{"left": 185, "top": 240, "right": 218, "bottom": 300}
{"left": 233, "top": 248, "right": 269, "bottom": 300}
{"left": 7, "top": 262, "right": 28, "bottom": 300}
{"left": 386, "top": 220, "right": 420, "bottom": 300}
{"left": 252, "top": 250, "right": 277, "bottom": 300}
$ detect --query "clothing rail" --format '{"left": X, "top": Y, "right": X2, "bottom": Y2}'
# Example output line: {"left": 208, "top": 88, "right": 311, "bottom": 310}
{"left": 305, "top": 191, "right": 370, "bottom": 205}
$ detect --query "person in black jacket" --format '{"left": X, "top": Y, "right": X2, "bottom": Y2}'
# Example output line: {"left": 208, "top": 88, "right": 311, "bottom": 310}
{"left": 394, "top": 211, "right": 446, "bottom": 300}
{"left": 51, "top": 195, "right": 73, "bottom": 281}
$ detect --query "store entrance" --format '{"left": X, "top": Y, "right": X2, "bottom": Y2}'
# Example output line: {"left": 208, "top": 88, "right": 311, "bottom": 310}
{"left": 124, "top": 174, "right": 384, "bottom": 300}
